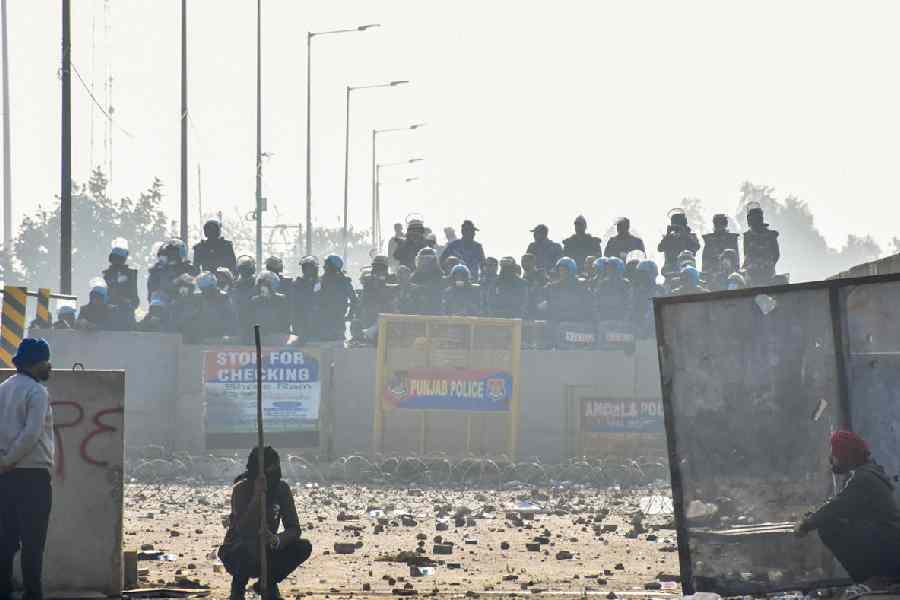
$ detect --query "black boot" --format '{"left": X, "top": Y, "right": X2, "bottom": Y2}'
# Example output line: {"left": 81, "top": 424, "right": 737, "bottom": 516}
{"left": 229, "top": 577, "right": 248, "bottom": 600}
{"left": 251, "top": 581, "right": 282, "bottom": 600}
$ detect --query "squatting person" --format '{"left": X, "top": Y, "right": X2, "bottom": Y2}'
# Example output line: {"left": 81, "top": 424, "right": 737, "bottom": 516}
{"left": 0, "top": 338, "right": 54, "bottom": 600}
{"left": 219, "top": 446, "right": 312, "bottom": 600}
{"left": 795, "top": 430, "right": 900, "bottom": 584}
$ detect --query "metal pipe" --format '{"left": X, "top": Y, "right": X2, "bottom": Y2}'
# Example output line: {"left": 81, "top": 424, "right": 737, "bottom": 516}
{"left": 304, "top": 32, "right": 312, "bottom": 255}
{"left": 342, "top": 86, "right": 351, "bottom": 263}
{"left": 255, "top": 0, "right": 263, "bottom": 268}
{"left": 1, "top": 0, "right": 10, "bottom": 278}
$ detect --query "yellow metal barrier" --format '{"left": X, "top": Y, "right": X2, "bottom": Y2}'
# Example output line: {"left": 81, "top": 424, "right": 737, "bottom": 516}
{"left": 0, "top": 286, "right": 27, "bottom": 367}
{"left": 373, "top": 314, "right": 522, "bottom": 458}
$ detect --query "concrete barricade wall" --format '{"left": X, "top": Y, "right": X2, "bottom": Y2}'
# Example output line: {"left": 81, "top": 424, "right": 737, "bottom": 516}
{"left": 6, "top": 370, "right": 125, "bottom": 596}
{"left": 32, "top": 330, "right": 179, "bottom": 450}
{"left": 27, "top": 331, "right": 661, "bottom": 463}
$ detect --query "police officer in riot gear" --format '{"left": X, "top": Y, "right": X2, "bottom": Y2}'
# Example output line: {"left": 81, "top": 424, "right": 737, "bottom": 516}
{"left": 562, "top": 215, "right": 602, "bottom": 272}
{"left": 409, "top": 248, "right": 446, "bottom": 316}
{"left": 265, "top": 256, "right": 285, "bottom": 279}
{"left": 708, "top": 248, "right": 740, "bottom": 291}
{"left": 604, "top": 217, "right": 645, "bottom": 260}
{"left": 77, "top": 283, "right": 112, "bottom": 330}
{"left": 393, "top": 219, "right": 430, "bottom": 271}
{"left": 318, "top": 255, "right": 356, "bottom": 342}
{"left": 53, "top": 306, "right": 77, "bottom": 330}
{"left": 542, "top": 257, "right": 591, "bottom": 323}
{"left": 170, "top": 273, "right": 203, "bottom": 339}
{"left": 102, "top": 238, "right": 139, "bottom": 330}
{"left": 485, "top": 257, "right": 528, "bottom": 319}
{"left": 354, "top": 256, "right": 396, "bottom": 343}
{"left": 443, "top": 264, "right": 482, "bottom": 316}
{"left": 215, "top": 267, "right": 234, "bottom": 295}
{"left": 630, "top": 260, "right": 664, "bottom": 337}
{"left": 244, "top": 272, "right": 291, "bottom": 342}
{"left": 186, "top": 271, "right": 238, "bottom": 343}
{"left": 480, "top": 257, "right": 499, "bottom": 306}
{"left": 147, "top": 239, "right": 198, "bottom": 302}
{"left": 743, "top": 202, "right": 780, "bottom": 286}
{"left": 672, "top": 265, "right": 709, "bottom": 296}
{"left": 231, "top": 255, "right": 258, "bottom": 326}
{"left": 521, "top": 252, "right": 549, "bottom": 319}
{"left": 658, "top": 208, "right": 700, "bottom": 281}
{"left": 592, "top": 256, "right": 632, "bottom": 322}
{"left": 138, "top": 292, "right": 172, "bottom": 333}
{"left": 193, "top": 218, "right": 237, "bottom": 274}
{"left": 290, "top": 256, "right": 321, "bottom": 342}
{"left": 702, "top": 214, "right": 740, "bottom": 276}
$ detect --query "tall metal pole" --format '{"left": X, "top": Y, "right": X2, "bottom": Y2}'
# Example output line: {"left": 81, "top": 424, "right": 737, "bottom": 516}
{"left": 304, "top": 32, "right": 312, "bottom": 256}
{"left": 60, "top": 0, "right": 72, "bottom": 294}
{"left": 1, "top": 0, "right": 11, "bottom": 276}
{"left": 342, "top": 86, "right": 351, "bottom": 263}
{"left": 255, "top": 0, "right": 263, "bottom": 268}
{"left": 179, "top": 0, "right": 188, "bottom": 243}
{"left": 371, "top": 129, "right": 376, "bottom": 250}
{"left": 375, "top": 164, "right": 381, "bottom": 251}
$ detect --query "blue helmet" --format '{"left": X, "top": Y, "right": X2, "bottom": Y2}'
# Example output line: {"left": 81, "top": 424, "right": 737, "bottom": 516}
{"left": 149, "top": 291, "right": 170, "bottom": 307}
{"left": 196, "top": 271, "right": 218, "bottom": 291}
{"left": 90, "top": 284, "right": 109, "bottom": 302}
{"left": 556, "top": 256, "right": 577, "bottom": 277}
{"left": 58, "top": 305, "right": 76, "bottom": 318}
{"left": 592, "top": 256, "right": 609, "bottom": 275}
{"left": 324, "top": 254, "right": 344, "bottom": 272}
{"left": 450, "top": 263, "right": 471, "bottom": 282}
{"left": 637, "top": 260, "right": 659, "bottom": 280}
{"left": 682, "top": 265, "right": 700, "bottom": 286}
{"left": 607, "top": 256, "right": 625, "bottom": 275}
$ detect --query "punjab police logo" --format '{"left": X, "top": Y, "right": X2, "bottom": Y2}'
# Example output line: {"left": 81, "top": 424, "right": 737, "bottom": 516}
{"left": 387, "top": 372, "right": 408, "bottom": 399}
{"left": 486, "top": 378, "right": 506, "bottom": 403}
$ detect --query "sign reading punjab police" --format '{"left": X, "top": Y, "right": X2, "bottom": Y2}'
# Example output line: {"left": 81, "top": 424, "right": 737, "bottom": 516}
{"left": 204, "top": 347, "right": 321, "bottom": 449}
{"left": 384, "top": 367, "right": 513, "bottom": 412}
{"left": 580, "top": 398, "right": 664, "bottom": 433}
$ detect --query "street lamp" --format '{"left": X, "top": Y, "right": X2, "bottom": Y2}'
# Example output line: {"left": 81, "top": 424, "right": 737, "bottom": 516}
{"left": 342, "top": 81, "right": 410, "bottom": 261}
{"left": 375, "top": 160, "right": 424, "bottom": 249}
{"left": 305, "top": 24, "right": 380, "bottom": 256}
{"left": 371, "top": 123, "right": 425, "bottom": 248}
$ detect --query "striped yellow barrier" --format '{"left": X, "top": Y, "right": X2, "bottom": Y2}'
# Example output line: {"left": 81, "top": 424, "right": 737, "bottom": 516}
{"left": 34, "top": 288, "right": 52, "bottom": 330}
{"left": 0, "top": 286, "right": 27, "bottom": 367}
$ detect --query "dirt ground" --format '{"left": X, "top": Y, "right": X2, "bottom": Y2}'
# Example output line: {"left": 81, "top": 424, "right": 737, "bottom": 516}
{"left": 125, "top": 483, "right": 680, "bottom": 599}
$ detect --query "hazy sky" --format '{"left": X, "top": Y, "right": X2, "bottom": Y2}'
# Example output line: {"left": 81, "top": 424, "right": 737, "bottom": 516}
{"left": 6, "top": 1, "right": 900, "bottom": 263}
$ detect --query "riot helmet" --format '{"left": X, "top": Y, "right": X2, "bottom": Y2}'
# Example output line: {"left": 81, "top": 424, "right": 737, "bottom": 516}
{"left": 237, "top": 255, "right": 256, "bottom": 279}
{"left": 556, "top": 256, "right": 577, "bottom": 280}
{"left": 109, "top": 237, "right": 129, "bottom": 265}
{"left": 323, "top": 254, "right": 343, "bottom": 274}
{"left": 203, "top": 218, "right": 222, "bottom": 240}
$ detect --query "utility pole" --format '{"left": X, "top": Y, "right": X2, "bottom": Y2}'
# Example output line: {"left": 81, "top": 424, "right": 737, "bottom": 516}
{"left": 180, "top": 0, "right": 188, "bottom": 243}
{"left": 255, "top": 0, "right": 263, "bottom": 268}
{"left": 305, "top": 32, "right": 312, "bottom": 256}
{"left": 1, "top": 0, "right": 11, "bottom": 278}
{"left": 60, "top": 0, "right": 72, "bottom": 294}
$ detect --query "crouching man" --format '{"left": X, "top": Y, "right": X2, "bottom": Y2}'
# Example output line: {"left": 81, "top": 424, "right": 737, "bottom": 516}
{"left": 219, "top": 447, "right": 312, "bottom": 600}
{"left": 795, "top": 430, "right": 900, "bottom": 584}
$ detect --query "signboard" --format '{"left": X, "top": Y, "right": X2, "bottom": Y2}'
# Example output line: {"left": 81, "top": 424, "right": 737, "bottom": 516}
{"left": 384, "top": 367, "right": 513, "bottom": 412}
{"left": 204, "top": 347, "right": 322, "bottom": 449}
{"left": 580, "top": 398, "right": 664, "bottom": 433}
{"left": 374, "top": 314, "right": 522, "bottom": 457}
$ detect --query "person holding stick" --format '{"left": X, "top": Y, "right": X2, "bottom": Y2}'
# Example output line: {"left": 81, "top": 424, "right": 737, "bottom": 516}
{"left": 219, "top": 446, "right": 311, "bottom": 600}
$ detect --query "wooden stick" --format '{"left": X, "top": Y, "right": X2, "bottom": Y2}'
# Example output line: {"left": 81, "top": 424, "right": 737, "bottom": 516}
{"left": 254, "top": 324, "right": 269, "bottom": 598}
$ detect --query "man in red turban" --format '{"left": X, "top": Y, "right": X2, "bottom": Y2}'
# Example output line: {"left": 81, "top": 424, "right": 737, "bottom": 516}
{"left": 795, "top": 431, "right": 900, "bottom": 584}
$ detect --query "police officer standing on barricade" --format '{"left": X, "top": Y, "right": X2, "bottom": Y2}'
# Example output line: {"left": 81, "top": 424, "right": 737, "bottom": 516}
{"left": 441, "top": 220, "right": 486, "bottom": 280}
{"left": 353, "top": 256, "right": 396, "bottom": 344}
{"left": 148, "top": 239, "right": 199, "bottom": 302}
{"left": 102, "top": 238, "right": 139, "bottom": 331}
{"left": 526, "top": 224, "right": 563, "bottom": 273}
{"left": 409, "top": 248, "right": 445, "bottom": 315}
{"left": 486, "top": 257, "right": 528, "bottom": 319}
{"left": 317, "top": 255, "right": 356, "bottom": 343}
{"left": 193, "top": 218, "right": 237, "bottom": 274}
{"left": 562, "top": 215, "right": 602, "bottom": 272}
{"left": 658, "top": 208, "right": 700, "bottom": 282}
{"left": 521, "top": 253, "right": 549, "bottom": 319}
{"left": 393, "top": 219, "right": 429, "bottom": 271}
{"left": 231, "top": 256, "right": 258, "bottom": 323}
{"left": 0, "top": 338, "right": 54, "bottom": 600}
{"left": 244, "top": 272, "right": 291, "bottom": 344}
{"left": 443, "top": 264, "right": 482, "bottom": 316}
{"left": 186, "top": 272, "right": 238, "bottom": 344}
{"left": 701, "top": 214, "right": 740, "bottom": 276}
{"left": 290, "top": 256, "right": 321, "bottom": 342}
{"left": 742, "top": 201, "right": 780, "bottom": 286}
{"left": 604, "top": 217, "right": 645, "bottom": 260}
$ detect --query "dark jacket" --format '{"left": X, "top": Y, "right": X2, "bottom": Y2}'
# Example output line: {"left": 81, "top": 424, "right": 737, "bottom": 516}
{"left": 183, "top": 291, "right": 237, "bottom": 343}
{"left": 526, "top": 239, "right": 564, "bottom": 273}
{"left": 193, "top": 238, "right": 237, "bottom": 274}
{"left": 658, "top": 229, "right": 700, "bottom": 275}
{"left": 408, "top": 270, "right": 446, "bottom": 316}
{"left": 103, "top": 265, "right": 139, "bottom": 310}
{"left": 77, "top": 302, "right": 111, "bottom": 329}
{"left": 545, "top": 279, "right": 591, "bottom": 323}
{"left": 743, "top": 226, "right": 780, "bottom": 280}
{"left": 393, "top": 238, "right": 430, "bottom": 271}
{"left": 805, "top": 462, "right": 900, "bottom": 537}
{"left": 243, "top": 292, "right": 291, "bottom": 342}
{"left": 290, "top": 276, "right": 320, "bottom": 340}
{"left": 485, "top": 275, "right": 529, "bottom": 319}
{"left": 701, "top": 231, "right": 740, "bottom": 274}
{"left": 562, "top": 233, "right": 602, "bottom": 270}
{"left": 443, "top": 284, "right": 482, "bottom": 317}
{"left": 317, "top": 273, "right": 356, "bottom": 341}
{"left": 605, "top": 234, "right": 646, "bottom": 260}
{"left": 358, "top": 276, "right": 397, "bottom": 328}
{"left": 147, "top": 262, "right": 198, "bottom": 302}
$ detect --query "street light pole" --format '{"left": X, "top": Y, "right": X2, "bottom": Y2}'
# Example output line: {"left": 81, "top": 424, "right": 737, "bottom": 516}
{"left": 341, "top": 81, "right": 410, "bottom": 262}
{"left": 255, "top": 0, "right": 263, "bottom": 269}
{"left": 375, "top": 159, "right": 423, "bottom": 250}
{"left": 305, "top": 24, "right": 379, "bottom": 257}
{"left": 180, "top": 0, "right": 188, "bottom": 243}
{"left": 60, "top": 0, "right": 72, "bottom": 294}
{"left": 370, "top": 123, "right": 425, "bottom": 250}
{"left": 1, "top": 0, "right": 11, "bottom": 277}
